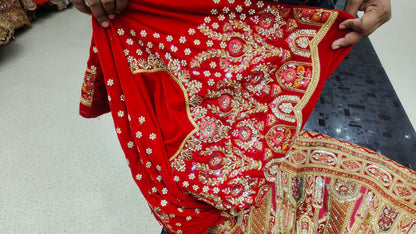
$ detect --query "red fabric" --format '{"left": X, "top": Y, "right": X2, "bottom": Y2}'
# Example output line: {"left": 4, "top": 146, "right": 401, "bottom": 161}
{"left": 79, "top": 1, "right": 353, "bottom": 233}
{"left": 34, "top": 0, "right": 49, "bottom": 4}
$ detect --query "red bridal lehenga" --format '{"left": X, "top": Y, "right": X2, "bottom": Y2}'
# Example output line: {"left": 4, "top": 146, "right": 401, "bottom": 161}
{"left": 79, "top": 0, "right": 416, "bottom": 233}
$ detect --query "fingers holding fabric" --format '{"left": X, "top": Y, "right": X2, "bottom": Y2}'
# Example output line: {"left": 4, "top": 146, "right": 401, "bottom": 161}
{"left": 331, "top": 0, "right": 391, "bottom": 50}
{"left": 72, "top": 0, "right": 92, "bottom": 14}
{"left": 71, "top": 0, "right": 129, "bottom": 28}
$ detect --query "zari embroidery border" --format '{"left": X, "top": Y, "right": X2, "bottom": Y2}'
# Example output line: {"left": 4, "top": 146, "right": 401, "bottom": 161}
{"left": 80, "top": 67, "right": 97, "bottom": 107}
{"left": 292, "top": 9, "right": 338, "bottom": 136}
{"left": 286, "top": 138, "right": 416, "bottom": 214}
{"left": 132, "top": 68, "right": 199, "bottom": 160}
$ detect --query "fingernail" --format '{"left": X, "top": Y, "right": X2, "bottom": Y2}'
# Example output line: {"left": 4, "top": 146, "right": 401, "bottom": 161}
{"left": 339, "top": 24, "right": 346, "bottom": 30}
{"left": 101, "top": 21, "right": 110, "bottom": 28}
{"left": 332, "top": 45, "right": 340, "bottom": 50}
{"left": 109, "top": 14, "right": 116, "bottom": 20}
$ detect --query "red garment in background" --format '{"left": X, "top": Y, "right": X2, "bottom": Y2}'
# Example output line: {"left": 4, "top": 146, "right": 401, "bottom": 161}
{"left": 34, "top": 0, "right": 49, "bottom": 4}
{"left": 79, "top": 0, "right": 353, "bottom": 232}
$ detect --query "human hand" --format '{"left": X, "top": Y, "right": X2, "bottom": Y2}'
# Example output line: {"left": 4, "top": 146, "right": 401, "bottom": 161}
{"left": 331, "top": 0, "right": 391, "bottom": 50}
{"left": 71, "top": 0, "right": 129, "bottom": 28}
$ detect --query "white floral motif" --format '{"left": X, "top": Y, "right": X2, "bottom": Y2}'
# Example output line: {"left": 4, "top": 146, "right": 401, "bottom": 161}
{"left": 229, "top": 12, "right": 236, "bottom": 19}
{"left": 166, "top": 35, "right": 173, "bottom": 42}
{"left": 210, "top": 61, "right": 217, "bottom": 69}
{"left": 188, "top": 29, "right": 196, "bottom": 35}
{"left": 139, "top": 116, "right": 146, "bottom": 124}
{"left": 116, "top": 128, "right": 121, "bottom": 134}
{"left": 192, "top": 185, "right": 199, "bottom": 191}
{"left": 236, "top": 5, "right": 243, "bottom": 12}
{"left": 182, "top": 181, "right": 189, "bottom": 187}
{"left": 193, "top": 40, "right": 201, "bottom": 45}
{"left": 156, "top": 165, "right": 161, "bottom": 171}
{"left": 240, "top": 13, "right": 247, "bottom": 20}
{"left": 257, "top": 0, "right": 264, "bottom": 8}
{"left": 107, "top": 79, "right": 114, "bottom": 86}
{"left": 152, "top": 187, "right": 157, "bottom": 193}
{"left": 195, "top": 208, "right": 200, "bottom": 214}
{"left": 179, "top": 36, "right": 187, "bottom": 44}
{"left": 126, "top": 38, "right": 133, "bottom": 45}
{"left": 219, "top": 14, "right": 225, "bottom": 21}
{"left": 204, "top": 17, "right": 211, "bottom": 23}
{"left": 149, "top": 133, "right": 156, "bottom": 140}
{"left": 186, "top": 216, "right": 192, "bottom": 221}
{"left": 130, "top": 30, "right": 136, "bottom": 36}
{"left": 244, "top": 0, "right": 251, "bottom": 6}
{"left": 117, "top": 111, "right": 124, "bottom": 117}
{"left": 120, "top": 95, "right": 125, "bottom": 101}
{"left": 215, "top": 72, "right": 221, "bottom": 78}
{"left": 153, "top": 33, "right": 160, "bottom": 38}
{"left": 211, "top": 9, "right": 218, "bottom": 15}
{"left": 162, "top": 187, "right": 168, "bottom": 194}
{"left": 213, "top": 0, "right": 220, "bottom": 3}
{"left": 189, "top": 173, "right": 195, "bottom": 180}
{"left": 170, "top": 45, "right": 178, "bottom": 52}
{"left": 140, "top": 30, "right": 147, "bottom": 37}
{"left": 136, "top": 174, "right": 142, "bottom": 180}
{"left": 159, "top": 43, "right": 165, "bottom": 50}
{"left": 147, "top": 42, "right": 153, "bottom": 48}
{"left": 161, "top": 200, "right": 167, "bottom": 207}
{"left": 208, "top": 79, "right": 215, "bottom": 86}
{"left": 127, "top": 141, "right": 134, "bottom": 148}
{"left": 220, "top": 41, "right": 227, "bottom": 49}
{"left": 146, "top": 148, "right": 153, "bottom": 154}
{"left": 146, "top": 161, "right": 152, "bottom": 168}
{"left": 207, "top": 40, "right": 214, "bottom": 47}
{"left": 165, "top": 53, "right": 172, "bottom": 60}
{"left": 203, "top": 186, "right": 209, "bottom": 193}
{"left": 204, "top": 71, "right": 211, "bottom": 77}
{"left": 213, "top": 187, "right": 220, "bottom": 194}
{"left": 117, "top": 28, "right": 125, "bottom": 35}
{"left": 174, "top": 176, "right": 180, "bottom": 182}
{"left": 184, "top": 48, "right": 191, "bottom": 56}
{"left": 92, "top": 46, "right": 98, "bottom": 53}
{"left": 223, "top": 7, "right": 230, "bottom": 13}
{"left": 136, "top": 49, "right": 142, "bottom": 55}
{"left": 212, "top": 23, "right": 219, "bottom": 29}
{"left": 249, "top": 9, "right": 256, "bottom": 15}
{"left": 157, "top": 175, "right": 162, "bottom": 181}
{"left": 136, "top": 131, "right": 143, "bottom": 138}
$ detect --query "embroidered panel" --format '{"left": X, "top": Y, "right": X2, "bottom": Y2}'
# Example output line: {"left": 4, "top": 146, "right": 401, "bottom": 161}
{"left": 209, "top": 131, "right": 416, "bottom": 233}
{"left": 114, "top": 1, "right": 338, "bottom": 212}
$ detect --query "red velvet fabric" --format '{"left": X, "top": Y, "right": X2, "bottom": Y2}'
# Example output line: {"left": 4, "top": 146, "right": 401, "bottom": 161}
{"left": 34, "top": 0, "right": 49, "bottom": 4}
{"left": 79, "top": 1, "right": 353, "bottom": 233}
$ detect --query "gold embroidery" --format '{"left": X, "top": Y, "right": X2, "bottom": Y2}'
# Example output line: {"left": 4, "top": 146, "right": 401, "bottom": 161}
{"left": 80, "top": 66, "right": 97, "bottom": 107}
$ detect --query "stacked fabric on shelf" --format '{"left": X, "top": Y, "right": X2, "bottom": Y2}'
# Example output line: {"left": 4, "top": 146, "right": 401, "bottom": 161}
{"left": 0, "top": 0, "right": 71, "bottom": 46}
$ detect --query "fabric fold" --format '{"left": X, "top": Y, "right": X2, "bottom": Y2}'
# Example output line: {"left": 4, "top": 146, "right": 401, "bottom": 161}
{"left": 79, "top": 0, "right": 356, "bottom": 232}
